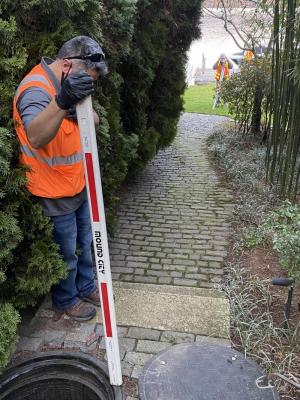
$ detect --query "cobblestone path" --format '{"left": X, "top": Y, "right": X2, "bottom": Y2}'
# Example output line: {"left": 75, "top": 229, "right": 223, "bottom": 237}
{"left": 109, "top": 113, "right": 234, "bottom": 289}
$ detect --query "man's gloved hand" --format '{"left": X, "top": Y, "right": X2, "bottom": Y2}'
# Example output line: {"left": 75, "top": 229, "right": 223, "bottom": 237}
{"left": 66, "top": 106, "right": 77, "bottom": 121}
{"left": 55, "top": 70, "right": 94, "bottom": 110}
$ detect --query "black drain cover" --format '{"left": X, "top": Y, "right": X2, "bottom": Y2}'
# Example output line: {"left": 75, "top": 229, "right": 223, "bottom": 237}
{"left": 0, "top": 352, "right": 122, "bottom": 400}
{"left": 139, "top": 343, "right": 279, "bottom": 400}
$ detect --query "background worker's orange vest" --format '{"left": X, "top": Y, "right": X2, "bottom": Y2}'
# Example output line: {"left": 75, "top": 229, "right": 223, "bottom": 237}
{"left": 244, "top": 50, "right": 254, "bottom": 61}
{"left": 13, "top": 63, "right": 85, "bottom": 198}
{"left": 215, "top": 62, "right": 229, "bottom": 81}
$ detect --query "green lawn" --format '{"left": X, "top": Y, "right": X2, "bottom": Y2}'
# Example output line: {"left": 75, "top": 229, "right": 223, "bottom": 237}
{"left": 183, "top": 83, "right": 230, "bottom": 116}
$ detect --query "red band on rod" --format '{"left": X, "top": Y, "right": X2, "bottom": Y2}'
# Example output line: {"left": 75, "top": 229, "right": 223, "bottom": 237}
{"left": 85, "top": 153, "right": 100, "bottom": 222}
{"left": 101, "top": 283, "right": 113, "bottom": 337}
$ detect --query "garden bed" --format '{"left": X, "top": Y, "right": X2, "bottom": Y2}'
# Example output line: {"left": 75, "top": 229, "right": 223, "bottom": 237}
{"left": 208, "top": 125, "right": 300, "bottom": 399}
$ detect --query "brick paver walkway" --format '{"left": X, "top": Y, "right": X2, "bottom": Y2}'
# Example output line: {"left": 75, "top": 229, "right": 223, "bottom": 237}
{"left": 109, "top": 113, "right": 234, "bottom": 289}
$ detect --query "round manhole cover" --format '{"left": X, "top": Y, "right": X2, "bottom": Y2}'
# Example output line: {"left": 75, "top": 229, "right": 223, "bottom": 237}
{"left": 139, "top": 343, "right": 279, "bottom": 400}
{"left": 0, "top": 352, "right": 122, "bottom": 400}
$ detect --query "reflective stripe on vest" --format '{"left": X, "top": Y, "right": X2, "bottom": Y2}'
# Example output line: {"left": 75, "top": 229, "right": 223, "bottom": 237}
{"left": 20, "top": 144, "right": 83, "bottom": 166}
{"left": 40, "top": 152, "right": 83, "bottom": 167}
{"left": 15, "top": 74, "right": 52, "bottom": 100}
{"left": 20, "top": 144, "right": 37, "bottom": 159}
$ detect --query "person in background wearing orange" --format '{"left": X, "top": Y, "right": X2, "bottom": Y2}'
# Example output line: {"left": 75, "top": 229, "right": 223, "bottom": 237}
{"left": 244, "top": 49, "right": 255, "bottom": 61}
{"left": 212, "top": 53, "right": 233, "bottom": 108}
{"left": 213, "top": 53, "right": 233, "bottom": 88}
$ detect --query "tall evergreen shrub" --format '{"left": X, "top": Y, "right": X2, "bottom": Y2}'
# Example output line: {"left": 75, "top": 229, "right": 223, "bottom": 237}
{"left": 221, "top": 57, "right": 272, "bottom": 135}
{"left": 121, "top": 0, "right": 202, "bottom": 166}
{"left": 0, "top": 0, "right": 138, "bottom": 369}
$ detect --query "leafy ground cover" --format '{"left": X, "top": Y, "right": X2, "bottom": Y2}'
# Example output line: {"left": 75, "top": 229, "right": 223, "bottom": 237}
{"left": 208, "top": 125, "right": 300, "bottom": 399}
{"left": 183, "top": 84, "right": 230, "bottom": 116}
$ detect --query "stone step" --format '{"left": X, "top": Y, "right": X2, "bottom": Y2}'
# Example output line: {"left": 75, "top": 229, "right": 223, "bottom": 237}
{"left": 31, "top": 282, "right": 230, "bottom": 340}
{"left": 112, "top": 282, "right": 229, "bottom": 339}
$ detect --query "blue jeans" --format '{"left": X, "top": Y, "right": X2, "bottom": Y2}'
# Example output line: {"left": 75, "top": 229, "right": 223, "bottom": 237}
{"left": 51, "top": 199, "right": 96, "bottom": 310}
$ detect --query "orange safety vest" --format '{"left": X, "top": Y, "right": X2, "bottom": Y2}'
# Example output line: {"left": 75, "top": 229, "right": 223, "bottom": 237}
{"left": 215, "top": 62, "right": 230, "bottom": 81}
{"left": 244, "top": 50, "right": 254, "bottom": 61}
{"left": 13, "top": 63, "right": 85, "bottom": 198}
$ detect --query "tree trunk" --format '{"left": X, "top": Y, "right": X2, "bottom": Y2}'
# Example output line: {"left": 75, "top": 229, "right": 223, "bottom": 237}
{"left": 251, "top": 86, "right": 263, "bottom": 134}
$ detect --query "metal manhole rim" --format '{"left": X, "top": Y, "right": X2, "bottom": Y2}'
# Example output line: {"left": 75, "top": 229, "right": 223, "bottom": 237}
{"left": 0, "top": 351, "right": 122, "bottom": 400}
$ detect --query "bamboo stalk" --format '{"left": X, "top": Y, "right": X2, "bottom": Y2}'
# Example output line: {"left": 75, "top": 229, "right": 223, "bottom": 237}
{"left": 267, "top": 0, "right": 281, "bottom": 183}
{"left": 266, "top": 0, "right": 300, "bottom": 199}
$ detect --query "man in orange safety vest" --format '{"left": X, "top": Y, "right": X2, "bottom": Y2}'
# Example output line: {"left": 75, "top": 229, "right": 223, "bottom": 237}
{"left": 212, "top": 53, "right": 233, "bottom": 108}
{"left": 213, "top": 53, "right": 233, "bottom": 86}
{"left": 14, "top": 36, "right": 108, "bottom": 322}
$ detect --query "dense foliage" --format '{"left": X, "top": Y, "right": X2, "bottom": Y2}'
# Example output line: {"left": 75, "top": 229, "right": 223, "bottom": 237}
{"left": 221, "top": 57, "right": 272, "bottom": 135}
{"left": 0, "top": 0, "right": 202, "bottom": 369}
{"left": 121, "top": 0, "right": 201, "bottom": 166}
{"left": 0, "top": 304, "right": 20, "bottom": 370}
{"left": 244, "top": 200, "right": 300, "bottom": 280}
{"left": 208, "top": 127, "right": 278, "bottom": 225}
{"left": 266, "top": 0, "right": 300, "bottom": 199}
{"left": 221, "top": 0, "right": 300, "bottom": 199}
{"left": 220, "top": 265, "right": 299, "bottom": 398}
{"left": 209, "top": 127, "right": 300, "bottom": 279}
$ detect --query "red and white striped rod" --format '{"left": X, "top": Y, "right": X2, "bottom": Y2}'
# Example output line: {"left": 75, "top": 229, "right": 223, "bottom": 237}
{"left": 76, "top": 96, "right": 122, "bottom": 386}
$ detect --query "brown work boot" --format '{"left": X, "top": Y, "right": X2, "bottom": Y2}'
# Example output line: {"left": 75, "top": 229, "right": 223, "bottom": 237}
{"left": 81, "top": 288, "right": 101, "bottom": 306}
{"left": 65, "top": 299, "right": 96, "bottom": 322}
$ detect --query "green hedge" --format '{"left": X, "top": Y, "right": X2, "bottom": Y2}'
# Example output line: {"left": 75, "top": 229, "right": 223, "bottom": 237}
{"left": 0, "top": 0, "right": 202, "bottom": 369}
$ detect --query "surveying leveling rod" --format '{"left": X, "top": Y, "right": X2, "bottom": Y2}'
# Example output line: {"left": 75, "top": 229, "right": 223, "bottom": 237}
{"left": 76, "top": 96, "right": 122, "bottom": 386}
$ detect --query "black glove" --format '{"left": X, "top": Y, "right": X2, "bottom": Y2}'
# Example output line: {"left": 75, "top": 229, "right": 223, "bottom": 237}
{"left": 55, "top": 70, "right": 94, "bottom": 110}
{"left": 66, "top": 106, "right": 77, "bottom": 121}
